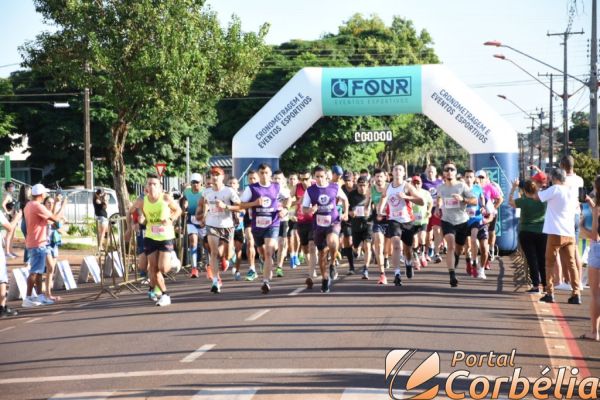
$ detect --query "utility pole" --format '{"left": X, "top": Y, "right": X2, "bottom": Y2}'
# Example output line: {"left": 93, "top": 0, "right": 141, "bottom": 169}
{"left": 538, "top": 108, "right": 546, "bottom": 169}
{"left": 529, "top": 117, "right": 535, "bottom": 166}
{"left": 548, "top": 28, "right": 584, "bottom": 156}
{"left": 83, "top": 62, "right": 92, "bottom": 189}
{"left": 590, "top": 0, "right": 599, "bottom": 158}
{"left": 539, "top": 73, "right": 558, "bottom": 168}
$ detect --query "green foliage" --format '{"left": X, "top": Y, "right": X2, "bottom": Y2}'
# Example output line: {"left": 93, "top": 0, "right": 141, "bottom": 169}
{"left": 572, "top": 150, "right": 600, "bottom": 189}
{"left": 22, "top": 0, "right": 269, "bottom": 213}
{"left": 212, "top": 13, "right": 466, "bottom": 172}
{"left": 0, "top": 78, "right": 17, "bottom": 152}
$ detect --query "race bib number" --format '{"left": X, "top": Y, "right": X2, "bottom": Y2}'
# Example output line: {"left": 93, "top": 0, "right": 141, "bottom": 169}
{"left": 209, "top": 204, "right": 222, "bottom": 214}
{"left": 354, "top": 206, "right": 365, "bottom": 217}
{"left": 467, "top": 207, "right": 477, "bottom": 217}
{"left": 190, "top": 216, "right": 199, "bottom": 225}
{"left": 390, "top": 209, "right": 408, "bottom": 219}
{"left": 256, "top": 216, "right": 272, "bottom": 228}
{"left": 316, "top": 214, "right": 332, "bottom": 227}
{"left": 151, "top": 226, "right": 165, "bottom": 235}
{"left": 444, "top": 197, "right": 460, "bottom": 209}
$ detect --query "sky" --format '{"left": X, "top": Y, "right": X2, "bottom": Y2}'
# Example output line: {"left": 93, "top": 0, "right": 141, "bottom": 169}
{"left": 0, "top": 0, "right": 596, "bottom": 136}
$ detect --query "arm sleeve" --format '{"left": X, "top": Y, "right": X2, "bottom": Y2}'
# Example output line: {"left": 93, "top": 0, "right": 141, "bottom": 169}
{"left": 537, "top": 186, "right": 554, "bottom": 203}
{"left": 302, "top": 191, "right": 312, "bottom": 208}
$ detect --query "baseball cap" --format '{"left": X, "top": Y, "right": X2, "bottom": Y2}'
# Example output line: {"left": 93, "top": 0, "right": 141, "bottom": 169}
{"left": 532, "top": 172, "right": 547, "bottom": 183}
{"left": 342, "top": 171, "right": 353, "bottom": 181}
{"left": 331, "top": 165, "right": 343, "bottom": 176}
{"left": 412, "top": 175, "right": 422, "bottom": 183}
{"left": 210, "top": 166, "right": 224, "bottom": 176}
{"left": 31, "top": 183, "right": 49, "bottom": 196}
{"left": 190, "top": 173, "right": 202, "bottom": 183}
{"left": 475, "top": 170, "right": 487, "bottom": 178}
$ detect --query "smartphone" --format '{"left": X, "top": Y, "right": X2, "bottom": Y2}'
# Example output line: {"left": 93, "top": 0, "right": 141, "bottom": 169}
{"left": 578, "top": 187, "right": 587, "bottom": 203}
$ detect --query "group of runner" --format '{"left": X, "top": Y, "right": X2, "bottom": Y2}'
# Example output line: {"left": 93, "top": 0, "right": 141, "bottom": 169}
{"left": 130, "top": 160, "right": 504, "bottom": 306}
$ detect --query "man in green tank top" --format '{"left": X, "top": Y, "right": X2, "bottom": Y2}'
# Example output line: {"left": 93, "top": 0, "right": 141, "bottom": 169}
{"left": 129, "top": 173, "right": 181, "bottom": 306}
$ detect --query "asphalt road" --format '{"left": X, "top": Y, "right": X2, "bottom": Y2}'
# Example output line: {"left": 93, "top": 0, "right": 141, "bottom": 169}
{"left": 0, "top": 254, "right": 598, "bottom": 399}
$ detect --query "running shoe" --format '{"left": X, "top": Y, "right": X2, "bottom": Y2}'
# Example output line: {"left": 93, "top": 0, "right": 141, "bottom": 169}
{"left": 206, "top": 268, "right": 214, "bottom": 281}
{"left": 190, "top": 267, "right": 199, "bottom": 279}
{"left": 220, "top": 257, "right": 229, "bottom": 272}
{"left": 329, "top": 264, "right": 338, "bottom": 280}
{"left": 377, "top": 273, "right": 388, "bottom": 285}
{"left": 234, "top": 271, "right": 242, "bottom": 281}
{"left": 156, "top": 294, "right": 171, "bottom": 306}
{"left": 405, "top": 264, "right": 414, "bottom": 279}
{"left": 449, "top": 271, "right": 458, "bottom": 287}
{"left": 245, "top": 269, "right": 257, "bottom": 281}
{"left": 148, "top": 290, "right": 158, "bottom": 302}
{"left": 261, "top": 281, "right": 271, "bottom": 294}
{"left": 361, "top": 267, "right": 369, "bottom": 280}
{"left": 21, "top": 296, "right": 41, "bottom": 308}
{"left": 305, "top": 277, "right": 314, "bottom": 289}
{"left": 420, "top": 255, "right": 428, "bottom": 268}
{"left": 0, "top": 306, "right": 18, "bottom": 318}
{"left": 526, "top": 286, "right": 541, "bottom": 293}
{"left": 289, "top": 256, "right": 296, "bottom": 269}
{"left": 298, "top": 253, "right": 306, "bottom": 264}
{"left": 384, "top": 258, "right": 389, "bottom": 269}
{"left": 347, "top": 267, "right": 355, "bottom": 276}
{"left": 210, "top": 282, "right": 221, "bottom": 294}
{"left": 539, "top": 294, "right": 555, "bottom": 303}
{"left": 37, "top": 294, "right": 55, "bottom": 305}
{"left": 466, "top": 259, "right": 472, "bottom": 276}
{"left": 394, "top": 273, "right": 402, "bottom": 287}
{"left": 476, "top": 267, "right": 487, "bottom": 280}
{"left": 276, "top": 266, "right": 284, "bottom": 277}
{"left": 321, "top": 278, "right": 330, "bottom": 293}
{"left": 433, "top": 254, "right": 442, "bottom": 264}
{"left": 567, "top": 294, "right": 582, "bottom": 304}
{"left": 471, "top": 264, "right": 479, "bottom": 278}
{"left": 294, "top": 255, "right": 301, "bottom": 267}
{"left": 484, "top": 260, "right": 491, "bottom": 270}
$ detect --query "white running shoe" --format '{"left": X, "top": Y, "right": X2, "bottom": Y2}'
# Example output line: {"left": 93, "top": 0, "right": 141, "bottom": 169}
{"left": 476, "top": 267, "right": 487, "bottom": 280}
{"left": 21, "top": 296, "right": 41, "bottom": 308}
{"left": 554, "top": 282, "right": 572, "bottom": 291}
{"left": 156, "top": 294, "right": 171, "bottom": 307}
{"left": 36, "top": 294, "right": 55, "bottom": 305}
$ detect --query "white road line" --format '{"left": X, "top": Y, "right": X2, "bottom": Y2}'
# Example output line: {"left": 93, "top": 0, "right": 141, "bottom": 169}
{"left": 52, "top": 311, "right": 65, "bottom": 315}
{"left": 341, "top": 388, "right": 389, "bottom": 399}
{"left": 191, "top": 387, "right": 258, "bottom": 399}
{"left": 50, "top": 392, "right": 114, "bottom": 400}
{"left": 0, "top": 326, "right": 15, "bottom": 333}
{"left": 76, "top": 302, "right": 90, "bottom": 308}
{"left": 288, "top": 287, "right": 304, "bottom": 296}
{"left": 180, "top": 344, "right": 216, "bottom": 363}
{"left": 0, "top": 368, "right": 383, "bottom": 384}
{"left": 245, "top": 309, "right": 270, "bottom": 322}
{"left": 24, "top": 317, "right": 42, "bottom": 324}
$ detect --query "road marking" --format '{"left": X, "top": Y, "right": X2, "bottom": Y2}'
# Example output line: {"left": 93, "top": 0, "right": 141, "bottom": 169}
{"left": 76, "top": 302, "right": 90, "bottom": 308}
{"left": 245, "top": 309, "right": 270, "bottom": 322}
{"left": 0, "top": 368, "right": 384, "bottom": 384}
{"left": 180, "top": 344, "right": 216, "bottom": 363}
{"left": 341, "top": 388, "right": 389, "bottom": 399}
{"left": 0, "top": 326, "right": 15, "bottom": 333}
{"left": 50, "top": 392, "right": 114, "bottom": 400}
{"left": 288, "top": 287, "right": 304, "bottom": 296}
{"left": 191, "top": 387, "right": 258, "bottom": 399}
{"left": 25, "top": 317, "right": 42, "bottom": 324}
{"left": 52, "top": 311, "right": 65, "bottom": 315}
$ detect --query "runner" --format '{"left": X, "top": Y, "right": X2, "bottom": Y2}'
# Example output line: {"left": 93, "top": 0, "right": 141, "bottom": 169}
{"left": 129, "top": 173, "right": 181, "bottom": 306}
{"left": 476, "top": 169, "right": 504, "bottom": 265}
{"left": 410, "top": 175, "right": 433, "bottom": 270}
{"left": 435, "top": 161, "right": 476, "bottom": 287}
{"left": 273, "top": 170, "right": 291, "bottom": 278}
{"left": 183, "top": 172, "right": 205, "bottom": 278}
{"left": 341, "top": 171, "right": 356, "bottom": 274}
{"left": 243, "top": 170, "right": 259, "bottom": 281}
{"left": 228, "top": 176, "right": 244, "bottom": 281}
{"left": 464, "top": 169, "right": 490, "bottom": 279}
{"left": 381, "top": 164, "right": 424, "bottom": 286}
{"left": 196, "top": 167, "right": 240, "bottom": 294}
{"left": 348, "top": 176, "right": 372, "bottom": 279}
{"left": 302, "top": 165, "right": 349, "bottom": 292}
{"left": 239, "top": 163, "right": 291, "bottom": 294}
{"left": 370, "top": 168, "right": 389, "bottom": 284}
{"left": 422, "top": 165, "right": 444, "bottom": 264}
{"left": 287, "top": 173, "right": 301, "bottom": 269}
{"left": 296, "top": 169, "right": 318, "bottom": 289}
{"left": 0, "top": 206, "right": 20, "bottom": 316}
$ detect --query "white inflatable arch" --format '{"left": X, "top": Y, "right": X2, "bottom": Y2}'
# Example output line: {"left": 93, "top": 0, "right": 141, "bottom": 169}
{"left": 232, "top": 65, "right": 519, "bottom": 251}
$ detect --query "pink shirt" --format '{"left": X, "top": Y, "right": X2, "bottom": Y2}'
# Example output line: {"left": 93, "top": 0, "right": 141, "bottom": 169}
{"left": 482, "top": 182, "right": 502, "bottom": 202}
{"left": 24, "top": 201, "right": 53, "bottom": 248}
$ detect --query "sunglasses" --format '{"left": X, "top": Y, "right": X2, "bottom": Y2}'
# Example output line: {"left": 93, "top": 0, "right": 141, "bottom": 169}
{"left": 477, "top": 176, "right": 485, "bottom": 179}
{"left": 301, "top": 177, "right": 310, "bottom": 181}
{"left": 191, "top": 180, "right": 200, "bottom": 184}
{"left": 444, "top": 167, "right": 456, "bottom": 172}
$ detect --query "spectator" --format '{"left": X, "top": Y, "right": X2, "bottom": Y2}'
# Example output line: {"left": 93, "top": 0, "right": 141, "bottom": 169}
{"left": 94, "top": 189, "right": 109, "bottom": 252}
{"left": 17, "top": 185, "right": 31, "bottom": 264}
{"left": 531, "top": 171, "right": 549, "bottom": 189}
{"left": 2, "top": 181, "right": 18, "bottom": 258}
{"left": 0, "top": 208, "right": 22, "bottom": 317}
{"left": 43, "top": 196, "right": 64, "bottom": 302}
{"left": 509, "top": 179, "right": 547, "bottom": 293}
{"left": 537, "top": 169, "right": 581, "bottom": 304}
{"left": 561, "top": 155, "right": 585, "bottom": 289}
{"left": 22, "top": 184, "right": 67, "bottom": 307}
{"left": 580, "top": 175, "right": 600, "bottom": 341}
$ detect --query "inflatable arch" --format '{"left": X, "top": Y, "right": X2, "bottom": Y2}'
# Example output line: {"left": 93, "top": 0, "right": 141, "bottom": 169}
{"left": 232, "top": 65, "right": 519, "bottom": 251}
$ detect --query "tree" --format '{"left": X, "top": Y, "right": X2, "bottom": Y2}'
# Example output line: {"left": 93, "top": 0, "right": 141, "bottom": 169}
{"left": 211, "top": 13, "right": 463, "bottom": 173}
{"left": 0, "top": 78, "right": 17, "bottom": 153}
{"left": 572, "top": 150, "right": 600, "bottom": 189}
{"left": 22, "top": 0, "right": 269, "bottom": 213}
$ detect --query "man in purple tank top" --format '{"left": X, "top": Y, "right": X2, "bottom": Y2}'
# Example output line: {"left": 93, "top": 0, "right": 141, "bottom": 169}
{"left": 302, "top": 165, "right": 348, "bottom": 293}
{"left": 239, "top": 163, "right": 290, "bottom": 294}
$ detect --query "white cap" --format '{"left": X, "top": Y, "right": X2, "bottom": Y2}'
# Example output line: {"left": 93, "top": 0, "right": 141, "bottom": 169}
{"left": 31, "top": 183, "right": 49, "bottom": 196}
{"left": 190, "top": 173, "right": 202, "bottom": 183}
{"left": 475, "top": 170, "right": 487, "bottom": 178}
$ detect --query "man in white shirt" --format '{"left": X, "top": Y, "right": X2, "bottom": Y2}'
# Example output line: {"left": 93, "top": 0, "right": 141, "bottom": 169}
{"left": 537, "top": 168, "right": 581, "bottom": 304}
{"left": 560, "top": 155, "right": 585, "bottom": 287}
